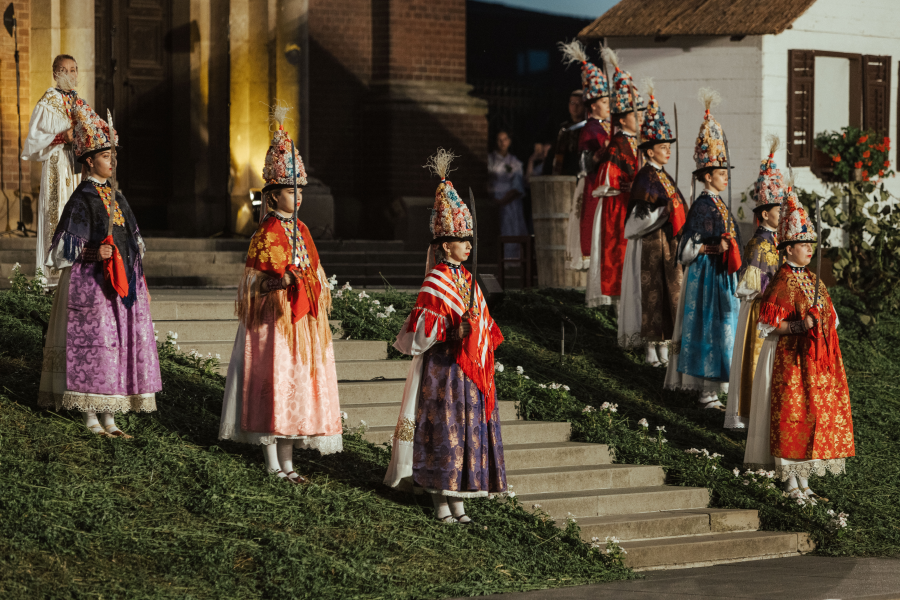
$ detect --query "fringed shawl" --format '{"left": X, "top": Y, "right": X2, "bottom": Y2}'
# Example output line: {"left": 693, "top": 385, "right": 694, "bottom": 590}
{"left": 626, "top": 163, "right": 686, "bottom": 238}
{"left": 236, "top": 214, "right": 332, "bottom": 362}
{"left": 49, "top": 181, "right": 142, "bottom": 308}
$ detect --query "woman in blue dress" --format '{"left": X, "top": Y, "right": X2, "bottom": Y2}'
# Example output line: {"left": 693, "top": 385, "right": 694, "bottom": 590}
{"left": 664, "top": 89, "right": 741, "bottom": 409}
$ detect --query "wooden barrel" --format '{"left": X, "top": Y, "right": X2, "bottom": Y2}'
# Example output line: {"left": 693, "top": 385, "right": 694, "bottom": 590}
{"left": 530, "top": 175, "right": 587, "bottom": 289}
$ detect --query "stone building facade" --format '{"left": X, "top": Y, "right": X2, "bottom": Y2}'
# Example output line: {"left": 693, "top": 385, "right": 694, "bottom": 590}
{"left": 0, "top": 0, "right": 488, "bottom": 240}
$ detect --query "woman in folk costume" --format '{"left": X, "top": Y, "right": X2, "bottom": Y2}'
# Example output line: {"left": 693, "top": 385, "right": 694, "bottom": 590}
{"left": 724, "top": 136, "right": 785, "bottom": 429}
{"left": 558, "top": 40, "right": 611, "bottom": 272}
{"left": 586, "top": 48, "right": 646, "bottom": 308}
{"left": 743, "top": 188, "right": 854, "bottom": 500}
{"left": 219, "top": 105, "right": 342, "bottom": 484}
{"left": 664, "top": 89, "right": 741, "bottom": 409}
{"left": 384, "top": 149, "right": 506, "bottom": 525}
{"left": 618, "top": 81, "right": 685, "bottom": 367}
{"left": 22, "top": 55, "right": 89, "bottom": 288}
{"left": 37, "top": 104, "right": 161, "bottom": 437}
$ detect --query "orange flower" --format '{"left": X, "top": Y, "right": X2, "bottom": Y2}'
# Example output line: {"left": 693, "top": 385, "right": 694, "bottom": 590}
{"left": 863, "top": 170, "right": 869, "bottom": 179}
{"left": 859, "top": 135, "right": 869, "bottom": 144}
{"left": 863, "top": 150, "right": 871, "bottom": 158}
{"left": 884, "top": 136, "right": 891, "bottom": 149}
{"left": 855, "top": 161, "right": 863, "bottom": 168}
{"left": 833, "top": 155, "right": 842, "bottom": 163}
{"left": 885, "top": 160, "right": 891, "bottom": 168}
{"left": 879, "top": 170, "right": 885, "bottom": 177}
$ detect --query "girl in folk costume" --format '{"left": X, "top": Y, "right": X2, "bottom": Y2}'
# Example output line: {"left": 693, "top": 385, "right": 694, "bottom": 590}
{"left": 22, "top": 55, "right": 90, "bottom": 287}
{"left": 586, "top": 48, "right": 646, "bottom": 308}
{"left": 219, "top": 105, "right": 342, "bottom": 484}
{"left": 384, "top": 149, "right": 506, "bottom": 524}
{"left": 618, "top": 81, "right": 685, "bottom": 367}
{"left": 38, "top": 104, "right": 161, "bottom": 437}
{"left": 664, "top": 89, "right": 741, "bottom": 409}
{"left": 558, "top": 40, "right": 611, "bottom": 272}
{"left": 725, "top": 136, "right": 785, "bottom": 429}
{"left": 743, "top": 188, "right": 854, "bottom": 500}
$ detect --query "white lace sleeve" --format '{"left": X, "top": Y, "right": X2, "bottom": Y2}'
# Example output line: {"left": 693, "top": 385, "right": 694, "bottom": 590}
{"left": 393, "top": 311, "right": 446, "bottom": 356}
{"left": 679, "top": 236, "right": 703, "bottom": 266}
{"left": 757, "top": 322, "right": 778, "bottom": 338}
{"left": 22, "top": 89, "right": 71, "bottom": 162}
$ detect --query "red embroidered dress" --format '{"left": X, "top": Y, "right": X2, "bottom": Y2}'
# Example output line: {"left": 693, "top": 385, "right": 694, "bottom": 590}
{"left": 757, "top": 264, "right": 855, "bottom": 465}
{"left": 596, "top": 131, "right": 639, "bottom": 296}
{"left": 579, "top": 118, "right": 611, "bottom": 258}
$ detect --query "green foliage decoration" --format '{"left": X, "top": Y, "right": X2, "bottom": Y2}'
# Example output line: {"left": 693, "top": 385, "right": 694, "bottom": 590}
{"left": 814, "top": 126, "right": 893, "bottom": 184}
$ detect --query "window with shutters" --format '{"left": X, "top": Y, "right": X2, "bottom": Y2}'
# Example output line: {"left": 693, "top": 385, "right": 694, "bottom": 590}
{"left": 789, "top": 50, "right": 891, "bottom": 175}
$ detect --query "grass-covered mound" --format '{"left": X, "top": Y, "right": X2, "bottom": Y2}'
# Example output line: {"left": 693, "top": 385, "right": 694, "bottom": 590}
{"left": 0, "top": 274, "right": 629, "bottom": 600}
{"left": 331, "top": 281, "right": 900, "bottom": 556}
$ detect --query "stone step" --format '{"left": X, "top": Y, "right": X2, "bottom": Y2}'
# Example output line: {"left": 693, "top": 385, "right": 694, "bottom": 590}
{"left": 503, "top": 442, "right": 612, "bottom": 470}
{"left": 336, "top": 380, "right": 407, "bottom": 404}
{"left": 342, "top": 400, "right": 519, "bottom": 428}
{"left": 620, "top": 531, "right": 812, "bottom": 571}
{"left": 183, "top": 339, "right": 388, "bottom": 362}
{"left": 363, "top": 419, "right": 571, "bottom": 446}
{"left": 516, "top": 486, "right": 710, "bottom": 519}
{"left": 571, "top": 508, "right": 760, "bottom": 542}
{"left": 507, "top": 464, "right": 664, "bottom": 495}
{"left": 335, "top": 359, "right": 410, "bottom": 381}
{"left": 153, "top": 319, "right": 241, "bottom": 341}
{"left": 151, "top": 300, "right": 237, "bottom": 321}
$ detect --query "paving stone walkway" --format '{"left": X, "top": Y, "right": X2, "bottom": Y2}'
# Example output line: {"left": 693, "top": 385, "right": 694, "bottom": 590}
{"left": 459, "top": 556, "right": 900, "bottom": 600}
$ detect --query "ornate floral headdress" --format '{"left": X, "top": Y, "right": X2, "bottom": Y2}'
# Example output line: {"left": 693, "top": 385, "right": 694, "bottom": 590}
{"left": 776, "top": 179, "right": 817, "bottom": 248}
{"left": 639, "top": 79, "right": 675, "bottom": 150}
{"left": 750, "top": 134, "right": 786, "bottom": 211}
{"left": 601, "top": 47, "right": 646, "bottom": 115}
{"left": 262, "top": 101, "right": 307, "bottom": 193}
{"left": 693, "top": 88, "right": 731, "bottom": 175}
{"left": 73, "top": 104, "right": 118, "bottom": 163}
{"left": 559, "top": 40, "right": 609, "bottom": 103}
{"left": 424, "top": 148, "right": 473, "bottom": 240}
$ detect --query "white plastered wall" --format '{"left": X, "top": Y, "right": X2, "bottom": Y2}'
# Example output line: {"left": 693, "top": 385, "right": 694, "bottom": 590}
{"left": 605, "top": 36, "right": 764, "bottom": 225}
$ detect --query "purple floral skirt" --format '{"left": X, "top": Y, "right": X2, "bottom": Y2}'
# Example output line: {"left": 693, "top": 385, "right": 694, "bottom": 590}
{"left": 412, "top": 343, "right": 507, "bottom": 497}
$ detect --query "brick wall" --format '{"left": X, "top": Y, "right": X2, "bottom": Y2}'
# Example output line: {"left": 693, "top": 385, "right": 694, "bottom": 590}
{"left": 309, "top": 0, "right": 487, "bottom": 240}
{"left": 0, "top": 0, "right": 31, "bottom": 215}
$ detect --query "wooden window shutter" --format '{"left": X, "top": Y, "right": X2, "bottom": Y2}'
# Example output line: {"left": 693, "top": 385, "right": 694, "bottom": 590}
{"left": 788, "top": 50, "right": 815, "bottom": 167}
{"left": 862, "top": 55, "right": 891, "bottom": 137}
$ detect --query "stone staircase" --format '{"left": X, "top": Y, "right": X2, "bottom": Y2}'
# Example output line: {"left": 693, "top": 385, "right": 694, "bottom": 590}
{"left": 0, "top": 237, "right": 524, "bottom": 290}
{"left": 153, "top": 289, "right": 813, "bottom": 572}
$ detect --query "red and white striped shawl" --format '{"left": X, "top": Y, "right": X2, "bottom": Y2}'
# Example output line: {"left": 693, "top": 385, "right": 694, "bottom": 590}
{"left": 407, "top": 262, "right": 504, "bottom": 418}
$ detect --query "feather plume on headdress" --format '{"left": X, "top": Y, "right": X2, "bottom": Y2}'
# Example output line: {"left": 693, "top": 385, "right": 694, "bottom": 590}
{"left": 766, "top": 133, "right": 781, "bottom": 157}
{"left": 643, "top": 77, "right": 655, "bottom": 98}
{"left": 558, "top": 39, "right": 588, "bottom": 66}
{"left": 600, "top": 46, "right": 619, "bottom": 70}
{"left": 423, "top": 148, "right": 459, "bottom": 181}
{"left": 266, "top": 99, "right": 292, "bottom": 131}
{"left": 697, "top": 87, "right": 722, "bottom": 112}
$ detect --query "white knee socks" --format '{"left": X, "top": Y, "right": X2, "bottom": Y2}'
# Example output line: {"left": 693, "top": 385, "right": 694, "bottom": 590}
{"left": 276, "top": 438, "right": 300, "bottom": 480}
{"left": 448, "top": 498, "right": 472, "bottom": 523}
{"left": 658, "top": 344, "right": 669, "bottom": 364}
{"left": 431, "top": 493, "right": 452, "bottom": 521}
{"left": 644, "top": 344, "right": 660, "bottom": 366}
{"left": 263, "top": 442, "right": 287, "bottom": 478}
{"left": 83, "top": 411, "right": 102, "bottom": 434}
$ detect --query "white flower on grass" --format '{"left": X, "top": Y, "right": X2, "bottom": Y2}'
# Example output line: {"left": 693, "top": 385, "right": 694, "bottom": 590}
{"left": 494, "top": 362, "right": 505, "bottom": 373}
{"left": 335, "top": 290, "right": 344, "bottom": 298}
{"left": 342, "top": 282, "right": 353, "bottom": 291}
{"left": 385, "top": 304, "right": 396, "bottom": 314}
{"left": 189, "top": 350, "right": 201, "bottom": 358}
{"left": 684, "top": 448, "right": 701, "bottom": 454}
{"left": 638, "top": 418, "right": 649, "bottom": 428}
{"left": 340, "top": 411, "right": 348, "bottom": 420}
{"left": 532, "top": 503, "right": 542, "bottom": 510}
{"left": 215, "top": 354, "right": 221, "bottom": 360}
{"left": 168, "top": 331, "right": 178, "bottom": 340}
{"left": 372, "top": 299, "right": 380, "bottom": 305}
{"left": 360, "top": 420, "right": 368, "bottom": 427}
{"left": 660, "top": 438, "right": 667, "bottom": 444}
{"left": 743, "top": 480, "right": 750, "bottom": 486}
{"left": 358, "top": 291, "right": 369, "bottom": 299}
{"left": 656, "top": 426, "right": 666, "bottom": 433}
{"left": 539, "top": 384, "right": 547, "bottom": 389}
{"left": 563, "top": 385, "right": 570, "bottom": 391}
{"left": 582, "top": 406, "right": 596, "bottom": 413}
{"left": 516, "top": 366, "right": 524, "bottom": 375}
{"left": 327, "top": 274, "right": 337, "bottom": 290}
{"left": 711, "top": 465, "right": 717, "bottom": 470}
{"left": 733, "top": 468, "right": 741, "bottom": 477}
{"left": 524, "top": 376, "right": 530, "bottom": 379}
{"left": 376, "top": 312, "right": 387, "bottom": 319}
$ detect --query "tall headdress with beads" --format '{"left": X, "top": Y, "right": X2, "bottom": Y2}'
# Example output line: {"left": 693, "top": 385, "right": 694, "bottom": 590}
{"left": 750, "top": 134, "right": 786, "bottom": 211}
{"left": 262, "top": 101, "right": 307, "bottom": 193}
{"left": 559, "top": 40, "right": 609, "bottom": 103}
{"left": 601, "top": 47, "right": 645, "bottom": 115}
{"left": 72, "top": 104, "right": 118, "bottom": 163}
{"left": 425, "top": 148, "right": 473, "bottom": 240}
{"left": 638, "top": 78, "right": 675, "bottom": 149}
{"left": 692, "top": 88, "right": 730, "bottom": 174}
{"left": 776, "top": 178, "right": 817, "bottom": 248}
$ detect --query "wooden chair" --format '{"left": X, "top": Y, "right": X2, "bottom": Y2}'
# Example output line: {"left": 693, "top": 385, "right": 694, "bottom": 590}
{"left": 497, "top": 235, "right": 534, "bottom": 289}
